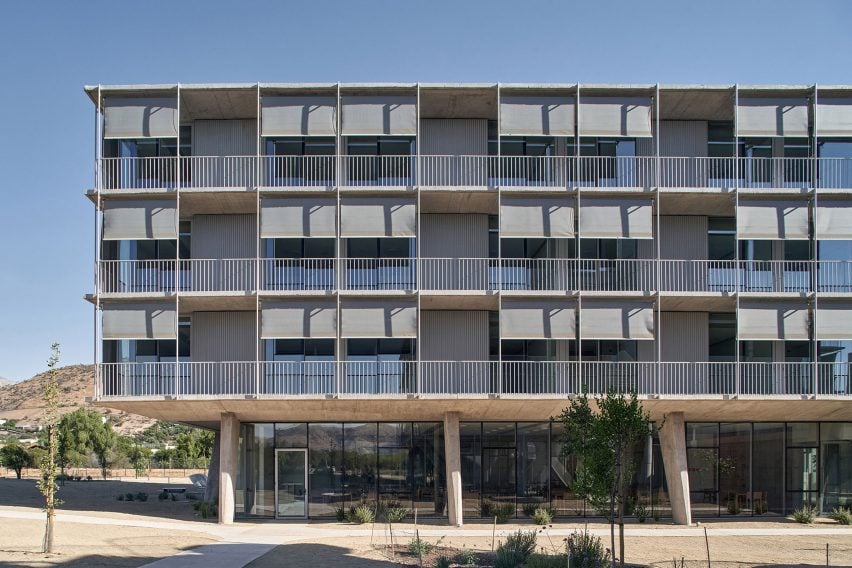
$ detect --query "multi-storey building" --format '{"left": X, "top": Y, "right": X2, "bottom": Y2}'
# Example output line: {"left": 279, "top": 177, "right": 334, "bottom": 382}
{"left": 85, "top": 83, "right": 852, "bottom": 526}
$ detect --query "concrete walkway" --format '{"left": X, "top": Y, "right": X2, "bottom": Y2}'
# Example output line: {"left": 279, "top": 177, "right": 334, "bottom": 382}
{"left": 138, "top": 543, "right": 275, "bottom": 568}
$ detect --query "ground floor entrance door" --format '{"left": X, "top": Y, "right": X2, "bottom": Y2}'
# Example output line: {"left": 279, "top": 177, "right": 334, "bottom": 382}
{"left": 275, "top": 448, "right": 308, "bottom": 518}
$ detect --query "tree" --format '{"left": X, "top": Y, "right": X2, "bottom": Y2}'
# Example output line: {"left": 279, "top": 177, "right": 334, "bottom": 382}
{"left": 58, "top": 408, "right": 116, "bottom": 479}
{"left": 174, "top": 429, "right": 215, "bottom": 468}
{"left": 0, "top": 443, "right": 31, "bottom": 478}
{"left": 559, "top": 388, "right": 653, "bottom": 568}
{"left": 124, "top": 439, "right": 152, "bottom": 478}
{"left": 37, "top": 342, "right": 62, "bottom": 553}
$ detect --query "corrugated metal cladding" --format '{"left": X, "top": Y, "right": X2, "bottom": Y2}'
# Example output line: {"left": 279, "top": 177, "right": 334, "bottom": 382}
{"left": 191, "top": 214, "right": 256, "bottom": 259}
{"left": 191, "top": 311, "right": 256, "bottom": 362}
{"left": 421, "top": 310, "right": 488, "bottom": 361}
{"left": 660, "top": 312, "right": 709, "bottom": 362}
{"left": 421, "top": 214, "right": 489, "bottom": 258}
{"left": 420, "top": 119, "right": 488, "bottom": 155}
{"left": 660, "top": 216, "right": 708, "bottom": 260}
{"left": 192, "top": 119, "right": 257, "bottom": 156}
{"left": 659, "top": 121, "right": 708, "bottom": 158}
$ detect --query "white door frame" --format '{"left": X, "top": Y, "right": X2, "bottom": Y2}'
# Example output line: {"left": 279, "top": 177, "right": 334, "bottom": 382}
{"left": 274, "top": 448, "right": 308, "bottom": 519}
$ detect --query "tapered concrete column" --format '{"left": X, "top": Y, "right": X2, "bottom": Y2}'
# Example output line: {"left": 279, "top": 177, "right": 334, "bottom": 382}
{"left": 659, "top": 412, "right": 692, "bottom": 525}
{"left": 218, "top": 412, "right": 240, "bottom": 525}
{"left": 443, "top": 411, "right": 463, "bottom": 527}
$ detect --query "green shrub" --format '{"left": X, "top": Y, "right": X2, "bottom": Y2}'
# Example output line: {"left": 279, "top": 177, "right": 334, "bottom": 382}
{"left": 532, "top": 507, "right": 553, "bottom": 526}
{"left": 158, "top": 490, "right": 169, "bottom": 501}
{"left": 792, "top": 504, "right": 817, "bottom": 524}
{"left": 753, "top": 499, "right": 768, "bottom": 515}
{"left": 192, "top": 500, "right": 218, "bottom": 519}
{"left": 633, "top": 501, "right": 648, "bottom": 522}
{"left": 495, "top": 530, "right": 537, "bottom": 568}
{"left": 335, "top": 506, "right": 346, "bottom": 522}
{"left": 136, "top": 492, "right": 148, "bottom": 502}
{"left": 434, "top": 556, "right": 451, "bottom": 568}
{"left": 829, "top": 506, "right": 852, "bottom": 525}
{"left": 125, "top": 492, "right": 135, "bottom": 502}
{"left": 456, "top": 547, "right": 477, "bottom": 566}
{"left": 565, "top": 530, "right": 609, "bottom": 568}
{"left": 347, "top": 503, "right": 375, "bottom": 524}
{"left": 376, "top": 501, "right": 408, "bottom": 523}
{"left": 480, "top": 500, "right": 515, "bottom": 523}
{"left": 726, "top": 499, "right": 741, "bottom": 515}
{"left": 407, "top": 535, "right": 433, "bottom": 557}
{"left": 170, "top": 493, "right": 178, "bottom": 502}
{"left": 116, "top": 494, "right": 124, "bottom": 501}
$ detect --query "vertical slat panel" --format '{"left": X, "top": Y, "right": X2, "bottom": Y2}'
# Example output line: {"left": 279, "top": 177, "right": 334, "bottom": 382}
{"left": 420, "top": 119, "right": 489, "bottom": 155}
{"left": 660, "top": 312, "right": 709, "bottom": 362}
{"left": 192, "top": 119, "right": 257, "bottom": 156}
{"left": 191, "top": 214, "right": 257, "bottom": 259}
{"left": 191, "top": 311, "right": 256, "bottom": 362}
{"left": 660, "top": 216, "right": 708, "bottom": 260}
{"left": 659, "top": 121, "right": 708, "bottom": 157}
{"left": 420, "top": 214, "right": 489, "bottom": 258}
{"left": 421, "top": 310, "right": 489, "bottom": 361}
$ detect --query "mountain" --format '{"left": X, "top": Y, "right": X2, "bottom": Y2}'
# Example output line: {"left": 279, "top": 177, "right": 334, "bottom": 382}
{"left": 0, "top": 376, "right": 14, "bottom": 388}
{"left": 0, "top": 364, "right": 156, "bottom": 435}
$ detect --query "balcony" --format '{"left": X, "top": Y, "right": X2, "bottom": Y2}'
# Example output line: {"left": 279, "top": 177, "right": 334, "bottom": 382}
{"left": 96, "top": 361, "right": 852, "bottom": 399}
{"left": 97, "top": 156, "right": 852, "bottom": 191}
{"left": 98, "top": 259, "right": 852, "bottom": 295}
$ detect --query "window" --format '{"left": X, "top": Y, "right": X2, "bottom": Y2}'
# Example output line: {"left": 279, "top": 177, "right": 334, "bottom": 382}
{"left": 709, "top": 313, "right": 736, "bottom": 362}
{"left": 346, "top": 137, "right": 415, "bottom": 156}
{"left": 266, "top": 136, "right": 335, "bottom": 156}
{"left": 267, "top": 238, "right": 335, "bottom": 259}
{"left": 708, "top": 218, "right": 736, "bottom": 261}
{"left": 346, "top": 238, "right": 413, "bottom": 259}
{"left": 501, "top": 238, "right": 574, "bottom": 259}
{"left": 346, "top": 338, "right": 416, "bottom": 361}
{"left": 500, "top": 137, "right": 555, "bottom": 157}
{"left": 102, "top": 239, "right": 177, "bottom": 261}
{"left": 265, "top": 339, "right": 334, "bottom": 361}
{"left": 501, "top": 340, "right": 572, "bottom": 361}
{"left": 580, "top": 239, "right": 637, "bottom": 259}
{"left": 580, "top": 340, "right": 637, "bottom": 362}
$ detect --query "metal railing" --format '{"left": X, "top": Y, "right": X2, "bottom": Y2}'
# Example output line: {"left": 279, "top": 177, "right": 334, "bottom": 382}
{"left": 96, "top": 360, "right": 852, "bottom": 399}
{"left": 419, "top": 258, "right": 494, "bottom": 291}
{"left": 340, "top": 155, "right": 415, "bottom": 187}
{"left": 574, "top": 157, "right": 656, "bottom": 189}
{"left": 343, "top": 258, "right": 417, "bottom": 290}
{"left": 262, "top": 258, "right": 336, "bottom": 291}
{"left": 100, "top": 157, "right": 177, "bottom": 190}
{"left": 579, "top": 259, "right": 657, "bottom": 291}
{"left": 498, "top": 258, "right": 574, "bottom": 291}
{"left": 180, "top": 259, "right": 256, "bottom": 292}
{"left": 180, "top": 156, "right": 257, "bottom": 189}
{"left": 99, "top": 260, "right": 176, "bottom": 293}
{"left": 495, "top": 156, "right": 569, "bottom": 187}
{"left": 739, "top": 260, "right": 811, "bottom": 293}
{"left": 817, "top": 261, "right": 852, "bottom": 293}
{"left": 659, "top": 260, "right": 737, "bottom": 292}
{"left": 261, "top": 155, "right": 336, "bottom": 187}
{"left": 97, "top": 156, "right": 852, "bottom": 190}
{"left": 420, "top": 155, "right": 493, "bottom": 187}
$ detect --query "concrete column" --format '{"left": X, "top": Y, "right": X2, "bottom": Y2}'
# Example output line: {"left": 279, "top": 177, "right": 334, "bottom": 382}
{"left": 659, "top": 412, "right": 692, "bottom": 525}
{"left": 443, "top": 411, "right": 463, "bottom": 527}
{"left": 218, "top": 412, "right": 240, "bottom": 525}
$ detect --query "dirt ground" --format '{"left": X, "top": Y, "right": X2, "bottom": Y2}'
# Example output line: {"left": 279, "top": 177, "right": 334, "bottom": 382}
{"left": 247, "top": 534, "right": 852, "bottom": 567}
{"left": 0, "top": 517, "right": 217, "bottom": 567}
{"left": 0, "top": 477, "right": 208, "bottom": 523}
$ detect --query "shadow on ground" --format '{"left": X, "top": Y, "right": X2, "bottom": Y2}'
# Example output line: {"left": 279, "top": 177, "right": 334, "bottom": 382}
{"left": 246, "top": 543, "right": 404, "bottom": 567}
{"left": 0, "top": 477, "right": 207, "bottom": 522}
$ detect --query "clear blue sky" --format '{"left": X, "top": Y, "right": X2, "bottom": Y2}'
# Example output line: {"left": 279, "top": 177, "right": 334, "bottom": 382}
{"left": 0, "top": 0, "right": 849, "bottom": 381}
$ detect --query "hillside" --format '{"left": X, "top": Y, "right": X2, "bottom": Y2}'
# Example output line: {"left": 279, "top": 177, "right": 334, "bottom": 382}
{"left": 0, "top": 364, "right": 156, "bottom": 435}
{"left": 0, "top": 377, "right": 13, "bottom": 388}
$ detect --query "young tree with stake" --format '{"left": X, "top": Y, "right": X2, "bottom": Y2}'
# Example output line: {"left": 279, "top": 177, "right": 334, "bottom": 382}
{"left": 37, "top": 343, "right": 62, "bottom": 553}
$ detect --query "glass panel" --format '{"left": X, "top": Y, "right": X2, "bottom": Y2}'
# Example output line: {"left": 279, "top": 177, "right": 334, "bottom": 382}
{"left": 307, "top": 423, "right": 344, "bottom": 517}
{"left": 483, "top": 422, "right": 516, "bottom": 448}
{"left": 516, "top": 423, "right": 549, "bottom": 517}
{"left": 460, "top": 423, "right": 482, "bottom": 517}
{"left": 820, "top": 423, "right": 852, "bottom": 512}
{"left": 687, "top": 447, "right": 718, "bottom": 516}
{"left": 787, "top": 423, "right": 818, "bottom": 447}
{"left": 752, "top": 423, "right": 784, "bottom": 514}
{"left": 411, "top": 423, "right": 445, "bottom": 518}
{"left": 719, "top": 423, "right": 750, "bottom": 516}
{"left": 786, "top": 448, "right": 819, "bottom": 493}
{"left": 550, "top": 422, "right": 583, "bottom": 516}
{"left": 276, "top": 449, "right": 307, "bottom": 517}
{"left": 378, "top": 447, "right": 410, "bottom": 505}
{"left": 343, "top": 423, "right": 377, "bottom": 507}
{"left": 275, "top": 423, "right": 307, "bottom": 449}
{"left": 482, "top": 447, "right": 516, "bottom": 517}
{"left": 240, "top": 423, "right": 275, "bottom": 518}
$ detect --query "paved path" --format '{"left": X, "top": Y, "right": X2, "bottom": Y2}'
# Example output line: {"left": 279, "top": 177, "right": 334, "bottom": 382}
{"left": 138, "top": 543, "right": 275, "bottom": 568}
